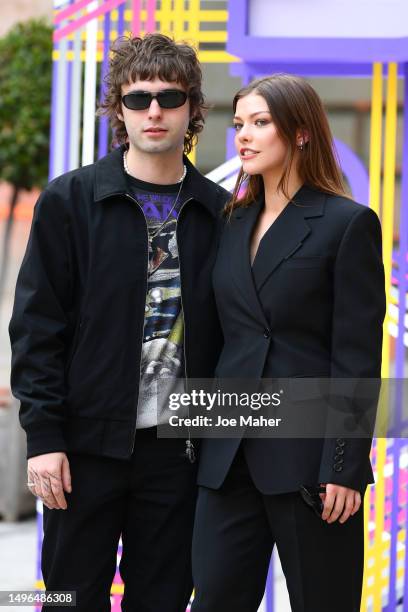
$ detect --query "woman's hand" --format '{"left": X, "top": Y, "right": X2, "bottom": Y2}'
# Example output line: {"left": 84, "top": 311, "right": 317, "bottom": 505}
{"left": 319, "top": 483, "right": 361, "bottom": 524}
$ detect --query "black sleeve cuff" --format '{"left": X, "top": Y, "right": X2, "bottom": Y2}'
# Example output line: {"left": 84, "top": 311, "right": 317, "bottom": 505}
{"left": 25, "top": 421, "right": 67, "bottom": 459}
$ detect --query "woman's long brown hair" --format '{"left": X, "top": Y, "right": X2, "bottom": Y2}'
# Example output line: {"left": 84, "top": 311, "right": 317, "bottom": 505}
{"left": 226, "top": 74, "right": 347, "bottom": 216}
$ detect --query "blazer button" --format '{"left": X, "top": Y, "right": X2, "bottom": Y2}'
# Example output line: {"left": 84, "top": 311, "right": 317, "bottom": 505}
{"left": 263, "top": 329, "right": 271, "bottom": 339}
{"left": 336, "top": 438, "right": 346, "bottom": 447}
{"left": 333, "top": 465, "right": 343, "bottom": 472}
{"left": 335, "top": 448, "right": 345, "bottom": 455}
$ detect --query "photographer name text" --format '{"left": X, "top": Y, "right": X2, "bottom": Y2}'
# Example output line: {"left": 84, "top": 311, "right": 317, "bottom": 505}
{"left": 168, "top": 415, "right": 282, "bottom": 427}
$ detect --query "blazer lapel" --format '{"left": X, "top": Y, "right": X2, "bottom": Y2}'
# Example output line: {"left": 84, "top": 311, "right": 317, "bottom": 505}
{"left": 228, "top": 198, "right": 269, "bottom": 327}
{"left": 252, "top": 185, "right": 326, "bottom": 292}
{"left": 226, "top": 185, "right": 326, "bottom": 322}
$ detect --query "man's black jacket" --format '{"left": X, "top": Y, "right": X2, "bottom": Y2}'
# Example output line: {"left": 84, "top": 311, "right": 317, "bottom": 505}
{"left": 9, "top": 146, "right": 229, "bottom": 459}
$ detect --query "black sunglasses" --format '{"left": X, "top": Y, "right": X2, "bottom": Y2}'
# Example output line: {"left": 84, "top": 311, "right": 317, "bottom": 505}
{"left": 121, "top": 89, "right": 188, "bottom": 110}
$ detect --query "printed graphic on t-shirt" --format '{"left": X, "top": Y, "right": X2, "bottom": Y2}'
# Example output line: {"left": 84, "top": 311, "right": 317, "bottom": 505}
{"left": 127, "top": 180, "right": 184, "bottom": 428}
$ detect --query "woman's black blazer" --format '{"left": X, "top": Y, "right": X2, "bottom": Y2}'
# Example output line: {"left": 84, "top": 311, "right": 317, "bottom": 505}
{"left": 197, "top": 185, "right": 386, "bottom": 495}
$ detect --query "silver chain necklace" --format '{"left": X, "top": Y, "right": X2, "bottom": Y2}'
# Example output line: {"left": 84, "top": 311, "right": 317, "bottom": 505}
{"left": 123, "top": 150, "right": 187, "bottom": 243}
{"left": 123, "top": 150, "right": 186, "bottom": 183}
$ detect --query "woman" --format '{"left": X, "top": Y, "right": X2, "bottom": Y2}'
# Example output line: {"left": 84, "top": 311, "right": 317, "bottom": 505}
{"left": 191, "top": 75, "right": 385, "bottom": 612}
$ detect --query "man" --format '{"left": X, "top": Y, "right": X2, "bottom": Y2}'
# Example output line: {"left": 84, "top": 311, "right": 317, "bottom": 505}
{"left": 9, "top": 33, "right": 228, "bottom": 611}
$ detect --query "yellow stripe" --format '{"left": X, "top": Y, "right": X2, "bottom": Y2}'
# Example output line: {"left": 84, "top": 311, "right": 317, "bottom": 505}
{"left": 361, "top": 494, "right": 370, "bottom": 606}
{"left": 398, "top": 528, "right": 406, "bottom": 541}
{"left": 189, "top": 0, "right": 200, "bottom": 41}
{"left": 187, "top": 149, "right": 196, "bottom": 165}
{"left": 381, "top": 62, "right": 398, "bottom": 374}
{"left": 65, "top": 32, "right": 227, "bottom": 44}
{"left": 199, "top": 10, "right": 228, "bottom": 21}
{"left": 57, "top": 8, "right": 229, "bottom": 41}
{"left": 198, "top": 51, "right": 239, "bottom": 63}
{"left": 367, "top": 62, "right": 397, "bottom": 612}
{"left": 174, "top": 0, "right": 185, "bottom": 39}
{"left": 369, "top": 63, "right": 382, "bottom": 217}
{"left": 185, "top": 0, "right": 201, "bottom": 166}
{"left": 118, "top": 8, "right": 227, "bottom": 22}
{"left": 161, "top": 9, "right": 227, "bottom": 21}
{"left": 58, "top": 10, "right": 231, "bottom": 47}
{"left": 34, "top": 579, "right": 125, "bottom": 595}
{"left": 365, "top": 566, "right": 406, "bottom": 591}
{"left": 197, "top": 31, "right": 227, "bottom": 43}
{"left": 58, "top": 8, "right": 228, "bottom": 23}
{"left": 53, "top": 50, "right": 103, "bottom": 61}
{"left": 160, "top": 0, "right": 173, "bottom": 33}
{"left": 52, "top": 49, "right": 240, "bottom": 63}
{"left": 371, "top": 442, "right": 387, "bottom": 612}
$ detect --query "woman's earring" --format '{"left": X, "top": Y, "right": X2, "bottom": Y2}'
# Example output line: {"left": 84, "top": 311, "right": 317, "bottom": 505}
{"left": 298, "top": 140, "right": 304, "bottom": 151}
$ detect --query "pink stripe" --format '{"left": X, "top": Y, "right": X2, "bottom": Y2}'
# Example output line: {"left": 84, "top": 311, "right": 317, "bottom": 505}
{"left": 146, "top": 0, "right": 156, "bottom": 33}
{"left": 54, "top": 0, "right": 94, "bottom": 25}
{"left": 53, "top": 0, "right": 126, "bottom": 42}
{"left": 131, "top": 0, "right": 141, "bottom": 35}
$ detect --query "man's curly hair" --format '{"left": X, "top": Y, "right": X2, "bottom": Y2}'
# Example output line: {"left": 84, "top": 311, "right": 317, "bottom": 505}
{"left": 97, "top": 33, "right": 207, "bottom": 154}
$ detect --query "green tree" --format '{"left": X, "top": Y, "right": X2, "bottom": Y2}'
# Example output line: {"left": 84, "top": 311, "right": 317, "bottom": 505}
{"left": 0, "top": 19, "right": 52, "bottom": 302}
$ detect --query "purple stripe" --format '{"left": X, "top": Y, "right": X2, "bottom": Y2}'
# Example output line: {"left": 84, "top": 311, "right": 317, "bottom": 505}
{"left": 397, "top": 67, "right": 408, "bottom": 402}
{"left": 113, "top": 2, "right": 125, "bottom": 150}
{"left": 36, "top": 506, "right": 42, "bottom": 601}
{"left": 98, "top": 11, "right": 111, "bottom": 158}
{"left": 334, "top": 139, "right": 369, "bottom": 204}
{"left": 118, "top": 2, "right": 125, "bottom": 36}
{"left": 226, "top": 127, "right": 236, "bottom": 162}
{"left": 400, "top": 65, "right": 408, "bottom": 612}
{"left": 227, "top": 0, "right": 246, "bottom": 42}
{"left": 230, "top": 62, "right": 373, "bottom": 78}
{"left": 265, "top": 553, "right": 274, "bottom": 612}
{"left": 228, "top": 36, "right": 408, "bottom": 64}
{"left": 230, "top": 61, "right": 408, "bottom": 79}
{"left": 48, "top": 54, "right": 59, "bottom": 181}
{"left": 404, "top": 444, "right": 408, "bottom": 612}
{"left": 387, "top": 439, "right": 403, "bottom": 611}
{"left": 65, "top": 58, "right": 72, "bottom": 172}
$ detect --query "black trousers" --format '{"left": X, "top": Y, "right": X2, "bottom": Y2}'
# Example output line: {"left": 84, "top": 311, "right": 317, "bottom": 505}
{"left": 191, "top": 445, "right": 364, "bottom": 612}
{"left": 41, "top": 429, "right": 197, "bottom": 612}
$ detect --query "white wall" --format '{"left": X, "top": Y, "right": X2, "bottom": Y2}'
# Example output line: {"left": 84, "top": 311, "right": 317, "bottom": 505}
{"left": 0, "top": 0, "right": 53, "bottom": 37}
{"left": 249, "top": 0, "right": 408, "bottom": 38}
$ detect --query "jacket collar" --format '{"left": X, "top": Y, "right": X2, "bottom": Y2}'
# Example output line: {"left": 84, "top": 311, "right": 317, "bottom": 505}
{"left": 227, "top": 184, "right": 327, "bottom": 315}
{"left": 230, "top": 184, "right": 326, "bottom": 221}
{"left": 93, "top": 145, "right": 220, "bottom": 217}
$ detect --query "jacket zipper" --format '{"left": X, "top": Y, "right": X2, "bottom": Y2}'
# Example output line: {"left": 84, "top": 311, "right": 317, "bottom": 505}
{"left": 175, "top": 198, "right": 195, "bottom": 461}
{"left": 125, "top": 193, "right": 149, "bottom": 455}
{"left": 127, "top": 193, "right": 194, "bottom": 456}
{"left": 176, "top": 197, "right": 193, "bottom": 380}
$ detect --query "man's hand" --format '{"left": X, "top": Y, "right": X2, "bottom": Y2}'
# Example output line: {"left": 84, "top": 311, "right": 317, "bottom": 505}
{"left": 27, "top": 453, "right": 71, "bottom": 510}
{"left": 319, "top": 483, "right": 361, "bottom": 524}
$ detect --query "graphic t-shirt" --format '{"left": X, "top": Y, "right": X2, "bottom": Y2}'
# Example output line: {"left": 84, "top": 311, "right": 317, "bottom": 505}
{"left": 126, "top": 174, "right": 185, "bottom": 428}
